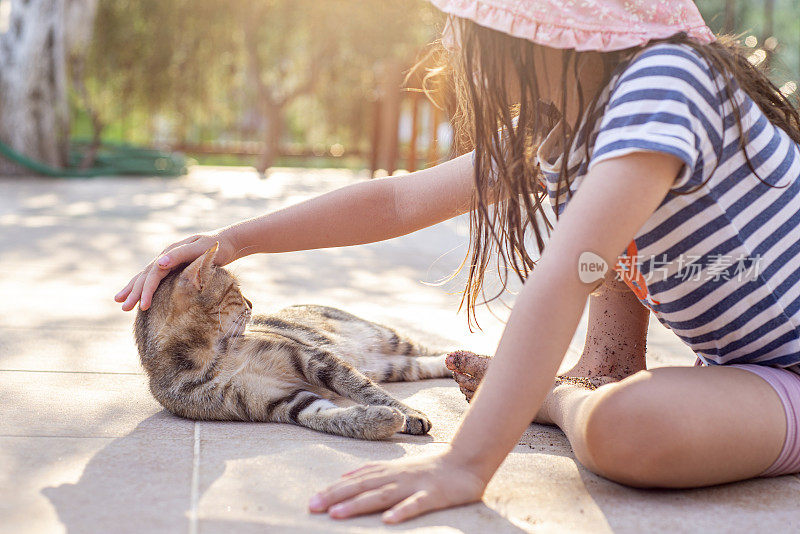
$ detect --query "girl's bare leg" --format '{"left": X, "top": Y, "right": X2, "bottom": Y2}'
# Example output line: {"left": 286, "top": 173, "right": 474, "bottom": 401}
{"left": 447, "top": 276, "right": 787, "bottom": 487}
{"left": 546, "top": 365, "right": 786, "bottom": 487}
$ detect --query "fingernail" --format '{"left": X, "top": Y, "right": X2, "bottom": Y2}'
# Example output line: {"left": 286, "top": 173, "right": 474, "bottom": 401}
{"left": 157, "top": 256, "right": 170, "bottom": 267}
{"left": 308, "top": 495, "right": 324, "bottom": 510}
{"left": 329, "top": 504, "right": 346, "bottom": 517}
{"left": 383, "top": 510, "right": 397, "bottom": 523}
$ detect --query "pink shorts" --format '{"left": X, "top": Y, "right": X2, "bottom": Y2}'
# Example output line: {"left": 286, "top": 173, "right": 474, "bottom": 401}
{"left": 702, "top": 361, "right": 800, "bottom": 477}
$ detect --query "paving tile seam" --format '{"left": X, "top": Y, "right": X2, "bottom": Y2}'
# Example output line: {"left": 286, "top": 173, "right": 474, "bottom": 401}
{"left": 0, "top": 369, "right": 144, "bottom": 376}
{"left": 0, "top": 434, "right": 116, "bottom": 440}
{"left": 0, "top": 325, "right": 133, "bottom": 331}
{"left": 0, "top": 433, "right": 192, "bottom": 440}
{"left": 194, "top": 438, "right": 455, "bottom": 446}
{"left": 0, "top": 325, "right": 135, "bottom": 333}
{"left": 189, "top": 422, "right": 200, "bottom": 534}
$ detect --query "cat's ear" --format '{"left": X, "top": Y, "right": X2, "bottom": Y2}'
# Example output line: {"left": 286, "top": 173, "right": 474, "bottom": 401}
{"left": 182, "top": 242, "right": 218, "bottom": 292}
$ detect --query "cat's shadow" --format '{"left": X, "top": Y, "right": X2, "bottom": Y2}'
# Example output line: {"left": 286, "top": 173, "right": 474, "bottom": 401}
{"left": 41, "top": 413, "right": 528, "bottom": 533}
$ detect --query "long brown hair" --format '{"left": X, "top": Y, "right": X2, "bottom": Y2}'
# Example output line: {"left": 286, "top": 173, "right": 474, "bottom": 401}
{"left": 421, "top": 18, "right": 800, "bottom": 329}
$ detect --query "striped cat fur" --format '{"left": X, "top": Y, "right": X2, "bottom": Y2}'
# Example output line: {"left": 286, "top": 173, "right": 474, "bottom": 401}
{"left": 134, "top": 244, "right": 450, "bottom": 440}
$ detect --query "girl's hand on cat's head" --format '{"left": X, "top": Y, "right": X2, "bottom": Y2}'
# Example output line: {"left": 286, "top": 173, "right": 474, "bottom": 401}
{"left": 115, "top": 233, "right": 235, "bottom": 311}
{"left": 308, "top": 449, "right": 486, "bottom": 524}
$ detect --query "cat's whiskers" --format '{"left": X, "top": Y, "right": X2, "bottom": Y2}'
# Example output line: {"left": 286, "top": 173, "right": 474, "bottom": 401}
{"left": 218, "top": 309, "right": 249, "bottom": 340}
{"left": 221, "top": 315, "right": 239, "bottom": 339}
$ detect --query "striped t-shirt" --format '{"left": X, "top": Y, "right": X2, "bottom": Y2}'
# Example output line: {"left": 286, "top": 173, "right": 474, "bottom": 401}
{"left": 538, "top": 43, "right": 800, "bottom": 373}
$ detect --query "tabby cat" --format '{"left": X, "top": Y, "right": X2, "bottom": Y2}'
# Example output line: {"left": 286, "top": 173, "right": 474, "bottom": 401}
{"left": 134, "top": 243, "right": 451, "bottom": 440}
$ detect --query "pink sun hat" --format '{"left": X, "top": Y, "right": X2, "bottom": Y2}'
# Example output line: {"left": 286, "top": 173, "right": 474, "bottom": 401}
{"left": 430, "top": 0, "right": 716, "bottom": 52}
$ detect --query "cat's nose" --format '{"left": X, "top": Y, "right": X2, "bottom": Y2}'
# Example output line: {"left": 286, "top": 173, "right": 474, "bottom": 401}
{"left": 244, "top": 298, "right": 253, "bottom": 309}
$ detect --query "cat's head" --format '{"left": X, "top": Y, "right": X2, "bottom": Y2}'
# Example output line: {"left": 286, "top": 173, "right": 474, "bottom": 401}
{"left": 140, "top": 243, "right": 253, "bottom": 340}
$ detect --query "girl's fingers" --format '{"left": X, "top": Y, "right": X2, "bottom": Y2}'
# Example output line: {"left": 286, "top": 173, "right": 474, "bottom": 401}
{"left": 309, "top": 474, "right": 394, "bottom": 513}
{"left": 139, "top": 266, "right": 171, "bottom": 310}
{"left": 115, "top": 276, "right": 138, "bottom": 302}
{"left": 117, "top": 236, "right": 208, "bottom": 310}
{"left": 156, "top": 235, "right": 201, "bottom": 263}
{"left": 452, "top": 370, "right": 479, "bottom": 391}
{"left": 122, "top": 269, "right": 149, "bottom": 311}
{"left": 157, "top": 240, "right": 209, "bottom": 270}
{"left": 327, "top": 483, "right": 405, "bottom": 519}
{"left": 459, "top": 385, "right": 474, "bottom": 402}
{"left": 382, "top": 490, "right": 437, "bottom": 524}
{"left": 162, "top": 235, "right": 201, "bottom": 255}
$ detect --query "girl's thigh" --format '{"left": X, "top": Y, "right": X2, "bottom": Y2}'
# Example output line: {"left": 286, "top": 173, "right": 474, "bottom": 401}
{"left": 588, "top": 365, "right": 793, "bottom": 487}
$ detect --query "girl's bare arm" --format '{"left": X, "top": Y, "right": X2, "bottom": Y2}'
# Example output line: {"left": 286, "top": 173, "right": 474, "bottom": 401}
{"left": 116, "top": 153, "right": 475, "bottom": 310}
{"left": 310, "top": 151, "right": 681, "bottom": 523}
{"left": 447, "top": 151, "right": 679, "bottom": 483}
{"left": 224, "top": 153, "right": 475, "bottom": 259}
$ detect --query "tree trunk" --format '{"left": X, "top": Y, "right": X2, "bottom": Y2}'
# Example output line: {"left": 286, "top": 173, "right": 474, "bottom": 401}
{"left": 762, "top": 0, "right": 775, "bottom": 69}
{"left": 0, "top": 0, "right": 97, "bottom": 175}
{"left": 374, "top": 60, "right": 403, "bottom": 175}
{"left": 723, "top": 0, "right": 736, "bottom": 34}
{"left": 64, "top": 0, "right": 97, "bottom": 54}
{"left": 66, "top": 0, "right": 100, "bottom": 168}
{"left": 0, "top": 0, "right": 69, "bottom": 174}
{"left": 257, "top": 103, "right": 284, "bottom": 174}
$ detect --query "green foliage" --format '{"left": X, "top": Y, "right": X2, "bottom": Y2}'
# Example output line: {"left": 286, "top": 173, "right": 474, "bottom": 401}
{"left": 82, "top": 0, "right": 439, "bottom": 151}
{"left": 696, "top": 0, "right": 799, "bottom": 85}
{"left": 80, "top": 1, "right": 798, "bottom": 157}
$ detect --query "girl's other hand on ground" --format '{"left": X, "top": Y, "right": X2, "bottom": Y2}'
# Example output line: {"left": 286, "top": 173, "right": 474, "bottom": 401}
{"left": 114, "top": 233, "right": 236, "bottom": 311}
{"left": 308, "top": 450, "right": 486, "bottom": 524}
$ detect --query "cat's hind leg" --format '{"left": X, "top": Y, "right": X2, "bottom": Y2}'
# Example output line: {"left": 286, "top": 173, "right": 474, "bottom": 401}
{"left": 379, "top": 328, "right": 439, "bottom": 357}
{"left": 372, "top": 327, "right": 452, "bottom": 380}
{"left": 363, "top": 353, "right": 450, "bottom": 382}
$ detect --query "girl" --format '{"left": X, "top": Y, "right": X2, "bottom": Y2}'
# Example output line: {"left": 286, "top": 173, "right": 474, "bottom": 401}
{"left": 116, "top": 0, "right": 800, "bottom": 524}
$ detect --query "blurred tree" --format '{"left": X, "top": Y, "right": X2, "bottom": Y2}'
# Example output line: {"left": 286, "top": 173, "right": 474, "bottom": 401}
{"left": 83, "top": 1, "right": 238, "bottom": 149}
{"left": 308, "top": 1, "right": 440, "bottom": 155}
{"left": 697, "top": 0, "right": 799, "bottom": 90}
{"left": 237, "top": 0, "right": 330, "bottom": 172}
{"left": 723, "top": 0, "right": 736, "bottom": 33}
{"left": 82, "top": 0, "right": 438, "bottom": 171}
{"left": 762, "top": 0, "right": 775, "bottom": 68}
{"left": 0, "top": 0, "right": 97, "bottom": 173}
{"left": 240, "top": 0, "right": 439, "bottom": 171}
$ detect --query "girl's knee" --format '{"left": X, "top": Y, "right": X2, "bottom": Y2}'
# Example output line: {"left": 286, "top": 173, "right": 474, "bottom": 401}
{"left": 577, "top": 372, "right": 682, "bottom": 486}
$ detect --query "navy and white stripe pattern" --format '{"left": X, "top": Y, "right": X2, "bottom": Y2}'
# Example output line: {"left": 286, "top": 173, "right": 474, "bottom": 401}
{"left": 538, "top": 43, "right": 800, "bottom": 373}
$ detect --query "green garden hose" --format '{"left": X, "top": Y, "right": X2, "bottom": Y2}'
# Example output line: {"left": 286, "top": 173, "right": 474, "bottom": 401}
{"left": 0, "top": 139, "right": 186, "bottom": 177}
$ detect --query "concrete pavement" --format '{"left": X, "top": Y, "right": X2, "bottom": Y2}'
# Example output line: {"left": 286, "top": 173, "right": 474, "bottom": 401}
{"left": 2, "top": 167, "right": 798, "bottom": 533}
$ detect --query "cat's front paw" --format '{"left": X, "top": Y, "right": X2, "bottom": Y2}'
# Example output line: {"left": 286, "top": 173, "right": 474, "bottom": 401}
{"left": 400, "top": 409, "right": 432, "bottom": 435}
{"left": 359, "top": 406, "right": 405, "bottom": 440}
